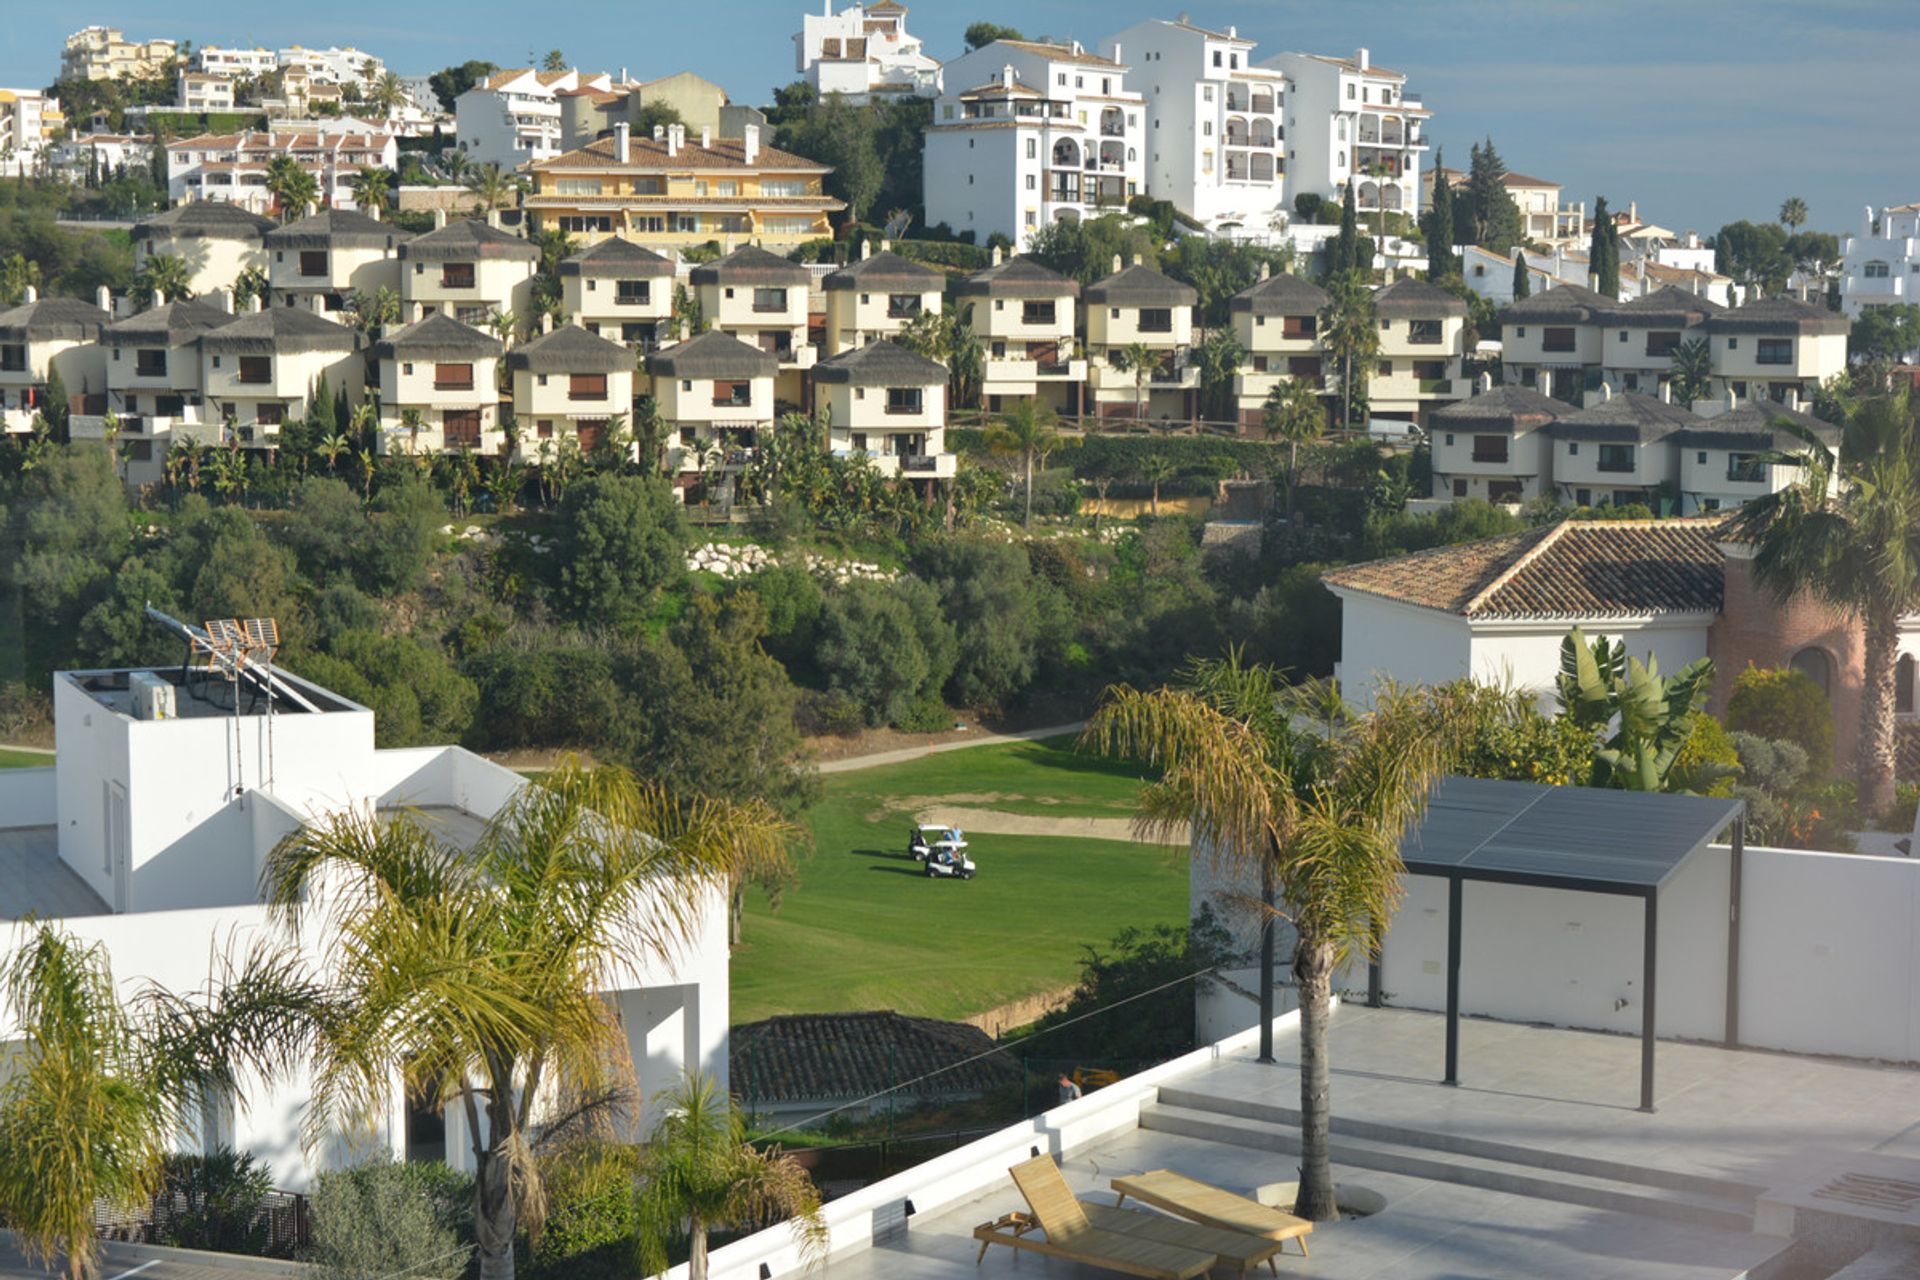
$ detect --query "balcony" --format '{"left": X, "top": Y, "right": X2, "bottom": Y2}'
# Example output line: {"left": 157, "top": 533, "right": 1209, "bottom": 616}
{"left": 900, "top": 454, "right": 939, "bottom": 473}
{"left": 1727, "top": 459, "right": 1767, "bottom": 484}
{"left": 434, "top": 376, "right": 476, "bottom": 391}
{"left": 1420, "top": 378, "right": 1454, "bottom": 395}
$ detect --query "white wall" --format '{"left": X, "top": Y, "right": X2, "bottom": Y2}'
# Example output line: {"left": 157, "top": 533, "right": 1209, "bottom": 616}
{"left": 1331, "top": 592, "right": 1472, "bottom": 698}
{"left": 1468, "top": 617, "right": 1711, "bottom": 706}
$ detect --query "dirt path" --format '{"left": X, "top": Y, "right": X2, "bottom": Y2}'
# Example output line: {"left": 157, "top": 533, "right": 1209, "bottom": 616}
{"left": 913, "top": 804, "right": 1186, "bottom": 845}
{"left": 817, "top": 722, "right": 1088, "bottom": 775}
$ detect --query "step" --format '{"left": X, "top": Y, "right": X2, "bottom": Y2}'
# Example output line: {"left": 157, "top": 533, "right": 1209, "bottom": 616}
{"left": 1138, "top": 1101, "right": 1756, "bottom": 1234}
{"left": 1155, "top": 1083, "right": 1767, "bottom": 1205}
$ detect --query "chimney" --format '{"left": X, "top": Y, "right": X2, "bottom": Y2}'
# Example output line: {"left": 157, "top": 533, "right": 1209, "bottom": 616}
{"left": 1356, "top": 47, "right": 1370, "bottom": 70}
{"left": 990, "top": 244, "right": 1003, "bottom": 266}
{"left": 614, "top": 121, "right": 629, "bottom": 158}
{"left": 861, "top": 239, "right": 872, "bottom": 260}
{"left": 1112, "top": 42, "right": 1121, "bottom": 65}
{"left": 1725, "top": 384, "right": 1739, "bottom": 412}
{"left": 1865, "top": 205, "right": 1877, "bottom": 239}
{"left": 1130, "top": 252, "right": 1141, "bottom": 267}
{"left": 1002, "top": 64, "right": 1014, "bottom": 89}
{"left": 1476, "top": 371, "right": 1493, "bottom": 393}
{"left": 150, "top": 289, "right": 164, "bottom": 311}
{"left": 1785, "top": 386, "right": 1800, "bottom": 411}
{"left": 879, "top": 238, "right": 890, "bottom": 253}
{"left": 700, "top": 126, "right": 711, "bottom": 149}
{"left": 1588, "top": 271, "right": 1599, "bottom": 292}
{"left": 1539, "top": 369, "right": 1553, "bottom": 398}
{"left": 218, "top": 287, "right": 234, "bottom": 314}
{"left": 1259, "top": 261, "right": 1271, "bottom": 281}
{"left": 541, "top": 311, "right": 553, "bottom": 334}
{"left": 1111, "top": 254, "right": 1123, "bottom": 275}
{"left": 23, "top": 285, "right": 35, "bottom": 303}
{"left": 248, "top": 293, "right": 263, "bottom": 313}
{"left": 96, "top": 285, "right": 112, "bottom": 311}
{"left": 653, "top": 123, "right": 666, "bottom": 141}
{"left": 434, "top": 207, "right": 448, "bottom": 229}
{"left": 1659, "top": 379, "right": 1672, "bottom": 404}
{"left": 743, "top": 123, "right": 760, "bottom": 164}
{"left": 486, "top": 207, "right": 501, "bottom": 229}
{"left": 1598, "top": 380, "right": 1612, "bottom": 402}
{"left": 368, "top": 202, "right": 381, "bottom": 222}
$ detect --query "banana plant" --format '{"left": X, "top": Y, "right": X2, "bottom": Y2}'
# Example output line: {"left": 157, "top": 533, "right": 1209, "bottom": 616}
{"left": 1556, "top": 627, "right": 1726, "bottom": 793}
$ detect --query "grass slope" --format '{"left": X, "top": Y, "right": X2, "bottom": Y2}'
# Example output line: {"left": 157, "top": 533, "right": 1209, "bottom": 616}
{"left": 0, "top": 748, "right": 51, "bottom": 769}
{"left": 732, "top": 736, "right": 1185, "bottom": 1024}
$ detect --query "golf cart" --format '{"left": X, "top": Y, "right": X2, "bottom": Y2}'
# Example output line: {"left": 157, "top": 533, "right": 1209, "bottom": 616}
{"left": 908, "top": 824, "right": 976, "bottom": 880}
{"left": 924, "top": 843, "right": 977, "bottom": 880}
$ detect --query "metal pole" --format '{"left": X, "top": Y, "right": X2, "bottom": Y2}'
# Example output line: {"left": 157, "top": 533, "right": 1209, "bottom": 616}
{"left": 1725, "top": 817, "right": 1744, "bottom": 1048}
{"left": 1641, "top": 891, "right": 1658, "bottom": 1113}
{"left": 1367, "top": 916, "right": 1383, "bottom": 1008}
{"left": 1257, "top": 858, "right": 1276, "bottom": 1063}
{"left": 1444, "top": 875, "right": 1462, "bottom": 1086}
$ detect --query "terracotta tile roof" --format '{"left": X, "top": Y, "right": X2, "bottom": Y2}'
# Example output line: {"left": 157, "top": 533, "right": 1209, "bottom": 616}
{"left": 1501, "top": 171, "right": 1557, "bottom": 189}
{"left": 996, "top": 39, "right": 1125, "bottom": 68}
{"left": 534, "top": 134, "right": 830, "bottom": 173}
{"left": 730, "top": 1011, "right": 1018, "bottom": 1105}
{"left": 1324, "top": 519, "right": 1727, "bottom": 620}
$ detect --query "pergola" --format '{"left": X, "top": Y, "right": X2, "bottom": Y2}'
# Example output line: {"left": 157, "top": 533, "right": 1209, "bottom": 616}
{"left": 1374, "top": 776, "right": 1746, "bottom": 1113}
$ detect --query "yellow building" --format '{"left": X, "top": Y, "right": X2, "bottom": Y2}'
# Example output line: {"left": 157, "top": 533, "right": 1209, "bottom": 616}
{"left": 525, "top": 122, "right": 842, "bottom": 253}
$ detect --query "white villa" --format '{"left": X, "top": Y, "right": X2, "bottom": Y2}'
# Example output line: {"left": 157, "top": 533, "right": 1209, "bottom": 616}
{"left": 1839, "top": 202, "right": 1920, "bottom": 320}
{"left": 1259, "top": 48, "right": 1426, "bottom": 227}
{"left": 455, "top": 67, "right": 618, "bottom": 170}
{"left": 793, "top": 0, "right": 941, "bottom": 103}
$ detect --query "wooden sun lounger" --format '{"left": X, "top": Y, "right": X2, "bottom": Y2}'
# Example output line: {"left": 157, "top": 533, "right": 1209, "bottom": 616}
{"left": 973, "top": 1155, "right": 1295, "bottom": 1278}
{"left": 1111, "top": 1169, "right": 1314, "bottom": 1257}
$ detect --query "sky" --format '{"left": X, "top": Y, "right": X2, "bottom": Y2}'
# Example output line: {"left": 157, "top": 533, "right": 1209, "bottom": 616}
{"left": 8, "top": 0, "right": 1914, "bottom": 237}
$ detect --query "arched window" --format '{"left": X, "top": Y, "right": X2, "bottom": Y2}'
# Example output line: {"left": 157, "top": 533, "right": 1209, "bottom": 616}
{"left": 1052, "top": 139, "right": 1080, "bottom": 168}
{"left": 1791, "top": 647, "right": 1833, "bottom": 698}
{"left": 1900, "top": 654, "right": 1916, "bottom": 715}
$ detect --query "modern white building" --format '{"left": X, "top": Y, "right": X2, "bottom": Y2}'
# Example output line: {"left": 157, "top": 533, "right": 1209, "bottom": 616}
{"left": 794, "top": 0, "right": 942, "bottom": 103}
{"left": 0, "top": 656, "right": 730, "bottom": 1190}
{"left": 276, "top": 46, "right": 385, "bottom": 87}
{"left": 176, "top": 72, "right": 235, "bottom": 114}
{"left": 1260, "top": 49, "right": 1426, "bottom": 228}
{"left": 924, "top": 40, "right": 1146, "bottom": 250}
{"left": 456, "top": 67, "right": 616, "bottom": 170}
{"left": 61, "top": 26, "right": 177, "bottom": 82}
{"left": 1099, "top": 18, "right": 1288, "bottom": 239}
{"left": 191, "top": 46, "right": 279, "bottom": 79}
{"left": 1839, "top": 202, "right": 1920, "bottom": 318}
{"left": 165, "top": 129, "right": 399, "bottom": 215}
{"left": 0, "top": 89, "right": 58, "bottom": 178}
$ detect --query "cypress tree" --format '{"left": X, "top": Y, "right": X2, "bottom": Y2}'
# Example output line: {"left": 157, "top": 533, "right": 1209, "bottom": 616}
{"left": 1589, "top": 196, "right": 1620, "bottom": 298}
{"left": 310, "top": 376, "right": 335, "bottom": 437}
{"left": 43, "top": 365, "right": 70, "bottom": 439}
{"left": 1512, "top": 250, "right": 1530, "bottom": 299}
{"left": 1332, "top": 180, "right": 1358, "bottom": 278}
{"left": 1426, "top": 148, "right": 1455, "bottom": 280}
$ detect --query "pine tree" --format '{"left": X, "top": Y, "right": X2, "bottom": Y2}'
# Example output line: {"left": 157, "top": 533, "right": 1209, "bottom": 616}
{"left": 43, "top": 365, "right": 69, "bottom": 439}
{"left": 1589, "top": 196, "right": 1620, "bottom": 298}
{"left": 1512, "top": 250, "right": 1530, "bottom": 299}
{"left": 1330, "top": 181, "right": 1358, "bottom": 279}
{"left": 310, "top": 376, "right": 336, "bottom": 439}
{"left": 1425, "top": 148, "right": 1455, "bottom": 280}
{"left": 1465, "top": 137, "right": 1523, "bottom": 254}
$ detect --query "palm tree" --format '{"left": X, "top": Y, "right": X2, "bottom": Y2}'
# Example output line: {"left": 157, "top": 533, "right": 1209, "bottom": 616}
{"left": 1262, "top": 377, "right": 1326, "bottom": 520}
{"left": 443, "top": 148, "right": 472, "bottom": 183}
{"left": 263, "top": 155, "right": 319, "bottom": 221}
{"left": 1733, "top": 390, "right": 1920, "bottom": 819}
{"left": 1779, "top": 196, "right": 1809, "bottom": 231}
{"left": 1113, "top": 341, "right": 1158, "bottom": 427}
{"left": 131, "top": 252, "right": 192, "bottom": 303}
{"left": 984, "top": 398, "right": 1076, "bottom": 530}
{"left": 354, "top": 446, "right": 377, "bottom": 501}
{"left": 1083, "top": 659, "right": 1446, "bottom": 1222}
{"left": 263, "top": 763, "right": 793, "bottom": 1280}
{"left": 0, "top": 927, "right": 312, "bottom": 1280}
{"left": 1320, "top": 272, "right": 1380, "bottom": 429}
{"left": 466, "top": 163, "right": 528, "bottom": 214}
{"left": 1667, "top": 337, "right": 1714, "bottom": 408}
{"left": 317, "top": 431, "right": 349, "bottom": 473}
{"left": 1190, "top": 328, "right": 1246, "bottom": 427}
{"left": 399, "top": 406, "right": 426, "bottom": 456}
{"left": 633, "top": 1073, "right": 827, "bottom": 1280}
{"left": 1139, "top": 452, "right": 1176, "bottom": 516}
{"left": 349, "top": 165, "right": 392, "bottom": 216}
{"left": 367, "top": 70, "right": 407, "bottom": 118}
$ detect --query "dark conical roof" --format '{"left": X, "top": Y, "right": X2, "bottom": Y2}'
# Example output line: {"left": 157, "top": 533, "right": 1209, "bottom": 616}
{"left": 955, "top": 254, "right": 1079, "bottom": 299}
{"left": 372, "top": 312, "right": 503, "bottom": 361}
{"left": 687, "top": 244, "right": 810, "bottom": 287}
{"left": 822, "top": 250, "right": 944, "bottom": 292}
{"left": 1230, "top": 271, "right": 1328, "bottom": 315}
{"left": 644, "top": 328, "right": 778, "bottom": 379}
{"left": 560, "top": 236, "right": 674, "bottom": 278}
{"left": 263, "top": 208, "right": 410, "bottom": 251}
{"left": 811, "top": 340, "right": 947, "bottom": 387}
{"left": 199, "top": 306, "right": 360, "bottom": 353}
{"left": 506, "top": 323, "right": 632, "bottom": 373}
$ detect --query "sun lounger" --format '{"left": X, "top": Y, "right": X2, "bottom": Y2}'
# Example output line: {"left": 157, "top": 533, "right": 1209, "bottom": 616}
{"left": 1111, "top": 1169, "right": 1314, "bottom": 1257}
{"left": 972, "top": 1155, "right": 1295, "bottom": 1278}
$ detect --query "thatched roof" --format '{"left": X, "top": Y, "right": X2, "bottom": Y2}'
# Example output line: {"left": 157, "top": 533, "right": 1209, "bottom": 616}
{"left": 1709, "top": 296, "right": 1850, "bottom": 336}
{"left": 954, "top": 255, "right": 1079, "bottom": 299}
{"left": 1229, "top": 271, "right": 1328, "bottom": 315}
{"left": 822, "top": 250, "right": 944, "bottom": 292}
{"left": 1609, "top": 285, "right": 1722, "bottom": 329}
{"left": 505, "top": 323, "right": 632, "bottom": 374}
{"left": 644, "top": 328, "right": 777, "bottom": 379}
{"left": 0, "top": 296, "right": 110, "bottom": 342}
{"left": 559, "top": 237, "right": 674, "bottom": 279}
{"left": 1084, "top": 263, "right": 1197, "bottom": 307}
{"left": 263, "top": 208, "right": 410, "bottom": 251}
{"left": 1429, "top": 385, "right": 1567, "bottom": 432}
{"left": 398, "top": 220, "right": 541, "bottom": 263}
{"left": 199, "top": 307, "right": 361, "bottom": 354}
{"left": 1501, "top": 283, "right": 1615, "bottom": 326}
{"left": 811, "top": 340, "right": 946, "bottom": 387}
{"left": 133, "top": 202, "right": 277, "bottom": 242}
{"left": 1374, "top": 277, "right": 1468, "bottom": 319}
{"left": 372, "top": 312, "right": 502, "bottom": 361}
{"left": 102, "top": 298, "right": 233, "bottom": 348}
{"left": 1546, "top": 392, "right": 1696, "bottom": 443}
{"left": 687, "top": 244, "right": 810, "bottom": 288}
{"left": 1670, "top": 402, "right": 1839, "bottom": 451}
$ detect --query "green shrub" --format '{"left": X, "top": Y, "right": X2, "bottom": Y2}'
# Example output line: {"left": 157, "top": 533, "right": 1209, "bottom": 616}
{"left": 795, "top": 687, "right": 864, "bottom": 737}
{"left": 896, "top": 692, "right": 952, "bottom": 734}
{"left": 306, "top": 1159, "right": 472, "bottom": 1280}
{"left": 530, "top": 1144, "right": 642, "bottom": 1280}
{"left": 1727, "top": 666, "right": 1834, "bottom": 775}
{"left": 155, "top": 1148, "right": 272, "bottom": 1255}
{"left": 1671, "top": 714, "right": 1742, "bottom": 798}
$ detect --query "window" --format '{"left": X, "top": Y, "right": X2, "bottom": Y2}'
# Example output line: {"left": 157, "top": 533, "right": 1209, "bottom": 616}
{"left": 753, "top": 287, "right": 788, "bottom": 313}
{"left": 1757, "top": 338, "right": 1793, "bottom": 365}
{"left": 537, "top": 418, "right": 554, "bottom": 438}
{"left": 441, "top": 262, "right": 476, "bottom": 289}
{"left": 1453, "top": 478, "right": 1467, "bottom": 497}
{"left": 1025, "top": 138, "right": 1037, "bottom": 160}
{"left": 615, "top": 279, "right": 651, "bottom": 305}
{"left": 1212, "top": 51, "right": 1222, "bottom": 67}
{"left": 556, "top": 178, "right": 601, "bottom": 195}
{"left": 886, "top": 293, "right": 922, "bottom": 319}
{"left": 298, "top": 250, "right": 327, "bottom": 277}
{"left": 135, "top": 349, "right": 167, "bottom": 377}
{"left": 885, "top": 387, "right": 923, "bottom": 414}
{"left": 1865, "top": 260, "right": 1891, "bottom": 279}
{"left": 1472, "top": 435, "right": 1508, "bottom": 463}
{"left": 760, "top": 179, "right": 805, "bottom": 198}
{"left": 1791, "top": 647, "right": 1833, "bottom": 698}
{"left": 1377, "top": 361, "right": 1393, "bottom": 376}
{"left": 1646, "top": 331, "right": 1681, "bottom": 357}
{"left": 1022, "top": 300, "right": 1056, "bottom": 325}
{"left": 237, "top": 356, "right": 271, "bottom": 384}
{"left": 1542, "top": 327, "right": 1576, "bottom": 353}
{"left": 434, "top": 363, "right": 474, "bottom": 390}
{"left": 443, "top": 409, "right": 482, "bottom": 447}
{"left": 1727, "top": 337, "right": 1739, "bottom": 350}
{"left": 1597, "top": 443, "right": 1634, "bottom": 472}
{"left": 1138, "top": 307, "right": 1173, "bottom": 333}
{"left": 1407, "top": 319, "right": 1443, "bottom": 344}
{"left": 559, "top": 215, "right": 614, "bottom": 233}
{"left": 1282, "top": 315, "right": 1316, "bottom": 339}
{"left": 1026, "top": 174, "right": 1036, "bottom": 191}
{"left": 1347, "top": 84, "right": 1355, "bottom": 99}
{"left": 1727, "top": 452, "right": 1765, "bottom": 483}
{"left": 632, "top": 215, "right": 666, "bottom": 234}
{"left": 1900, "top": 655, "right": 1916, "bottom": 715}
{"left": 713, "top": 380, "right": 752, "bottom": 407}
{"left": 674, "top": 213, "right": 699, "bottom": 233}
{"left": 254, "top": 403, "right": 285, "bottom": 426}
{"left": 1619, "top": 330, "right": 1630, "bottom": 343}
{"left": 569, "top": 373, "right": 607, "bottom": 400}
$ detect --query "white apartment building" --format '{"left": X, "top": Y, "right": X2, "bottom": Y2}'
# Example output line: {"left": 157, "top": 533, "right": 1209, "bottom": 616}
{"left": 0, "top": 291, "right": 109, "bottom": 432}
{"left": 398, "top": 216, "right": 541, "bottom": 329}
{"left": 560, "top": 236, "right": 676, "bottom": 351}
{"left": 82, "top": 296, "right": 233, "bottom": 483}
{"left": 456, "top": 68, "right": 615, "bottom": 170}
{"left": 1840, "top": 203, "right": 1920, "bottom": 318}
{"left": 1261, "top": 49, "right": 1426, "bottom": 227}
{"left": 198, "top": 304, "right": 364, "bottom": 449}
{"left": 925, "top": 41, "right": 1146, "bottom": 251}
{"left": 508, "top": 324, "right": 636, "bottom": 460}
{"left": 686, "top": 244, "right": 820, "bottom": 405}
{"left": 1099, "top": 19, "right": 1288, "bottom": 238}
{"left": 0, "top": 658, "right": 730, "bottom": 1189}
{"left": 1228, "top": 266, "right": 1329, "bottom": 428}
{"left": 794, "top": 0, "right": 942, "bottom": 103}
{"left": 192, "top": 46, "right": 279, "bottom": 79}
{"left": 52, "top": 132, "right": 155, "bottom": 185}
{"left": 61, "top": 27, "right": 177, "bottom": 82}
{"left": 165, "top": 129, "right": 399, "bottom": 214}
{"left": 0, "top": 89, "right": 58, "bottom": 178}
{"left": 262, "top": 209, "right": 409, "bottom": 315}
{"left": 176, "top": 73, "right": 235, "bottom": 114}
{"left": 1426, "top": 166, "right": 1584, "bottom": 246}
{"left": 276, "top": 46, "right": 385, "bottom": 87}
{"left": 1370, "top": 276, "right": 1468, "bottom": 426}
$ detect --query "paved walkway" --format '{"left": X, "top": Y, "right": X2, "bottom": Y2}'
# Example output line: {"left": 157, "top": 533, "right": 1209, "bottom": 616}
{"left": 913, "top": 804, "right": 1185, "bottom": 845}
{"left": 816, "top": 722, "right": 1087, "bottom": 774}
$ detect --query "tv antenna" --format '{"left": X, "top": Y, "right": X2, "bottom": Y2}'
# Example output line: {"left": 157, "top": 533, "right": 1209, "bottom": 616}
{"left": 145, "top": 606, "right": 317, "bottom": 795}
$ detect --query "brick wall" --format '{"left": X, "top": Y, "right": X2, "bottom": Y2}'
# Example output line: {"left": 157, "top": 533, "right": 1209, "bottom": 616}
{"left": 1708, "top": 548, "right": 1861, "bottom": 766}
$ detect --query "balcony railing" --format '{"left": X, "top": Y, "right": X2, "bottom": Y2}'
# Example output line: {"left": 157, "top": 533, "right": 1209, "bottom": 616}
{"left": 434, "top": 377, "right": 475, "bottom": 391}
{"left": 900, "top": 454, "right": 938, "bottom": 473}
{"left": 1727, "top": 461, "right": 1767, "bottom": 483}
{"left": 1420, "top": 378, "right": 1454, "bottom": 395}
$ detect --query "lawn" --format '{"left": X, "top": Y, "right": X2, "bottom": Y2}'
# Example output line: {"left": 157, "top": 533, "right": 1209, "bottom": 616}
{"left": 731, "top": 736, "right": 1188, "bottom": 1024}
{"left": 0, "top": 748, "right": 51, "bottom": 769}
